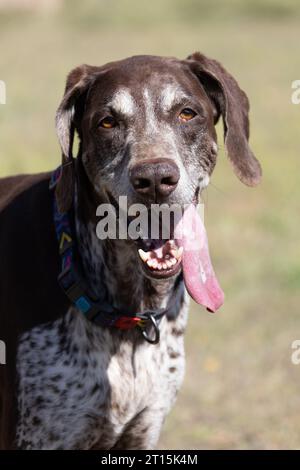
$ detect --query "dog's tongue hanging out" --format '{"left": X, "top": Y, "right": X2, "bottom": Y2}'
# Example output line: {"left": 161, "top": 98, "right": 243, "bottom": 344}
{"left": 174, "top": 204, "right": 224, "bottom": 313}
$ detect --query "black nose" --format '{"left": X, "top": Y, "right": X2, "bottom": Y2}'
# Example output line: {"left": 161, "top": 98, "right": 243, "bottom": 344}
{"left": 130, "top": 159, "right": 180, "bottom": 199}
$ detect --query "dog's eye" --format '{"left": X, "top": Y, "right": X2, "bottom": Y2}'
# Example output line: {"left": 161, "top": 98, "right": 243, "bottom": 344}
{"left": 179, "top": 108, "right": 197, "bottom": 121}
{"left": 99, "top": 116, "right": 117, "bottom": 129}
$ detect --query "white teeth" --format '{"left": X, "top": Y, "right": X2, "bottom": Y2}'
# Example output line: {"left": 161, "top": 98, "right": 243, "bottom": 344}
{"left": 177, "top": 246, "right": 184, "bottom": 258}
{"left": 138, "top": 241, "right": 184, "bottom": 271}
{"left": 138, "top": 248, "right": 150, "bottom": 262}
{"left": 170, "top": 246, "right": 184, "bottom": 260}
{"left": 144, "top": 255, "right": 179, "bottom": 271}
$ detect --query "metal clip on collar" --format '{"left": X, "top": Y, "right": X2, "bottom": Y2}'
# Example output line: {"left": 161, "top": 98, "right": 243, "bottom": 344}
{"left": 141, "top": 313, "right": 160, "bottom": 344}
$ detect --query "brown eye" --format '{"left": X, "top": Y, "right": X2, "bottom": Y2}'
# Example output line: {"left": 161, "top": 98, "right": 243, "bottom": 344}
{"left": 100, "top": 116, "right": 117, "bottom": 129}
{"left": 179, "top": 108, "right": 197, "bottom": 121}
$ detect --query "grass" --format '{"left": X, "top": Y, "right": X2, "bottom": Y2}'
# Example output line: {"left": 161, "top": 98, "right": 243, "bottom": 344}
{"left": 0, "top": 0, "right": 300, "bottom": 449}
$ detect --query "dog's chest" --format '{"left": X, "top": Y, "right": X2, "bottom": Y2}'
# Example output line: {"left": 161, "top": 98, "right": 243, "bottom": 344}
{"left": 15, "top": 308, "right": 187, "bottom": 449}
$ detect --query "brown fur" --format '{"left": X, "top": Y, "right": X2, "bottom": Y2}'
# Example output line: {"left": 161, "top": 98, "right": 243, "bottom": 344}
{"left": 0, "top": 53, "right": 261, "bottom": 449}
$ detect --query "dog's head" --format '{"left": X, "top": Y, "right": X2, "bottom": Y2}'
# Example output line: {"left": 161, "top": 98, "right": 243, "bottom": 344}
{"left": 55, "top": 53, "right": 261, "bottom": 290}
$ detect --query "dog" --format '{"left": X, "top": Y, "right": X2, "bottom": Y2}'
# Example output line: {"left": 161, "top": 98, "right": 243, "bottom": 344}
{"left": 0, "top": 53, "right": 261, "bottom": 450}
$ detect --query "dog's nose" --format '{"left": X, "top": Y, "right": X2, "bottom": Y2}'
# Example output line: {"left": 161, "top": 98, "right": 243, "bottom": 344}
{"left": 130, "top": 159, "right": 180, "bottom": 199}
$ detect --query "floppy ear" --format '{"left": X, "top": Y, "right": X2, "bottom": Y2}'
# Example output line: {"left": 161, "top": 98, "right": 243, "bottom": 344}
{"left": 186, "top": 52, "right": 262, "bottom": 186}
{"left": 55, "top": 64, "right": 99, "bottom": 213}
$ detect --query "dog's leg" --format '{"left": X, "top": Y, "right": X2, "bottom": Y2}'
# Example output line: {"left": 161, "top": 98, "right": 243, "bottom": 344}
{"left": 109, "top": 407, "right": 165, "bottom": 450}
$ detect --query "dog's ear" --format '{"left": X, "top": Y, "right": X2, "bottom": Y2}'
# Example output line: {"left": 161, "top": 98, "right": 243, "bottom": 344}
{"left": 55, "top": 64, "right": 98, "bottom": 213}
{"left": 186, "top": 52, "right": 262, "bottom": 186}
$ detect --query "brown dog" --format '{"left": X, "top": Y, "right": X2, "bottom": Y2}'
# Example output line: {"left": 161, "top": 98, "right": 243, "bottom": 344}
{"left": 0, "top": 53, "right": 261, "bottom": 449}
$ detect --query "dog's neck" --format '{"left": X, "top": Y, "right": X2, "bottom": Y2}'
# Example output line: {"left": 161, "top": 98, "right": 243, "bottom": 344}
{"left": 73, "top": 162, "right": 183, "bottom": 316}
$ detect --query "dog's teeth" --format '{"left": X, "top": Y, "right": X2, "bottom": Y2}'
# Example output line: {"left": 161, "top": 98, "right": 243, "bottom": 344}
{"left": 146, "top": 258, "right": 154, "bottom": 267}
{"left": 138, "top": 249, "right": 150, "bottom": 262}
{"left": 171, "top": 246, "right": 183, "bottom": 260}
{"left": 139, "top": 242, "right": 182, "bottom": 272}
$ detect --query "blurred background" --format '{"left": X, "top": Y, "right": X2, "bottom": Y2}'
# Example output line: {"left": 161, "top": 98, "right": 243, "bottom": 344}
{"left": 0, "top": 0, "right": 300, "bottom": 450}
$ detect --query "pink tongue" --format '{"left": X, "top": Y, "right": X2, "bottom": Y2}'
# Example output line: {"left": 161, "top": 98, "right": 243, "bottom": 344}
{"left": 174, "top": 205, "right": 224, "bottom": 312}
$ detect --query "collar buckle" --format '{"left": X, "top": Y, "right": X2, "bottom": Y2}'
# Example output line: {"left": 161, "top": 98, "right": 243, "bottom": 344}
{"left": 140, "top": 312, "right": 160, "bottom": 345}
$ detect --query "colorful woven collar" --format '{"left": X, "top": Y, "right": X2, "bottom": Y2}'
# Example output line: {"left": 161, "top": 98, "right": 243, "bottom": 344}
{"left": 49, "top": 166, "right": 179, "bottom": 344}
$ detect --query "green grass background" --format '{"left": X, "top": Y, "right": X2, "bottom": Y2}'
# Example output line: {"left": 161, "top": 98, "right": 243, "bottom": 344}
{"left": 0, "top": 0, "right": 300, "bottom": 449}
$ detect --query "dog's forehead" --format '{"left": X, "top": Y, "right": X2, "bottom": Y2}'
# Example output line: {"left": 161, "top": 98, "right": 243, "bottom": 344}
{"left": 107, "top": 80, "right": 190, "bottom": 117}
{"left": 88, "top": 56, "right": 202, "bottom": 112}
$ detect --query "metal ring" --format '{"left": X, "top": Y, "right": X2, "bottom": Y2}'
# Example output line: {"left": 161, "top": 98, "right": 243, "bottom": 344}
{"left": 141, "top": 314, "right": 160, "bottom": 344}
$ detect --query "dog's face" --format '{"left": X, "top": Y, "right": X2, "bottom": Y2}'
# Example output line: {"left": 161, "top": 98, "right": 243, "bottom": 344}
{"left": 78, "top": 56, "right": 217, "bottom": 207}
{"left": 56, "top": 53, "right": 261, "bottom": 280}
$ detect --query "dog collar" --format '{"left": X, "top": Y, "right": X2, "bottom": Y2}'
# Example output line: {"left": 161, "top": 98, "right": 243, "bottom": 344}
{"left": 50, "top": 166, "right": 178, "bottom": 344}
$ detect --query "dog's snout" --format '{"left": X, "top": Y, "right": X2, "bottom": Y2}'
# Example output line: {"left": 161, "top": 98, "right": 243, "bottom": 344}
{"left": 130, "top": 159, "right": 180, "bottom": 199}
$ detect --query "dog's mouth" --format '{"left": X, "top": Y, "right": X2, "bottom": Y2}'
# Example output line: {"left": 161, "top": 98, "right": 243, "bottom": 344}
{"left": 104, "top": 190, "right": 224, "bottom": 311}
{"left": 135, "top": 204, "right": 224, "bottom": 312}
{"left": 137, "top": 238, "right": 182, "bottom": 279}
